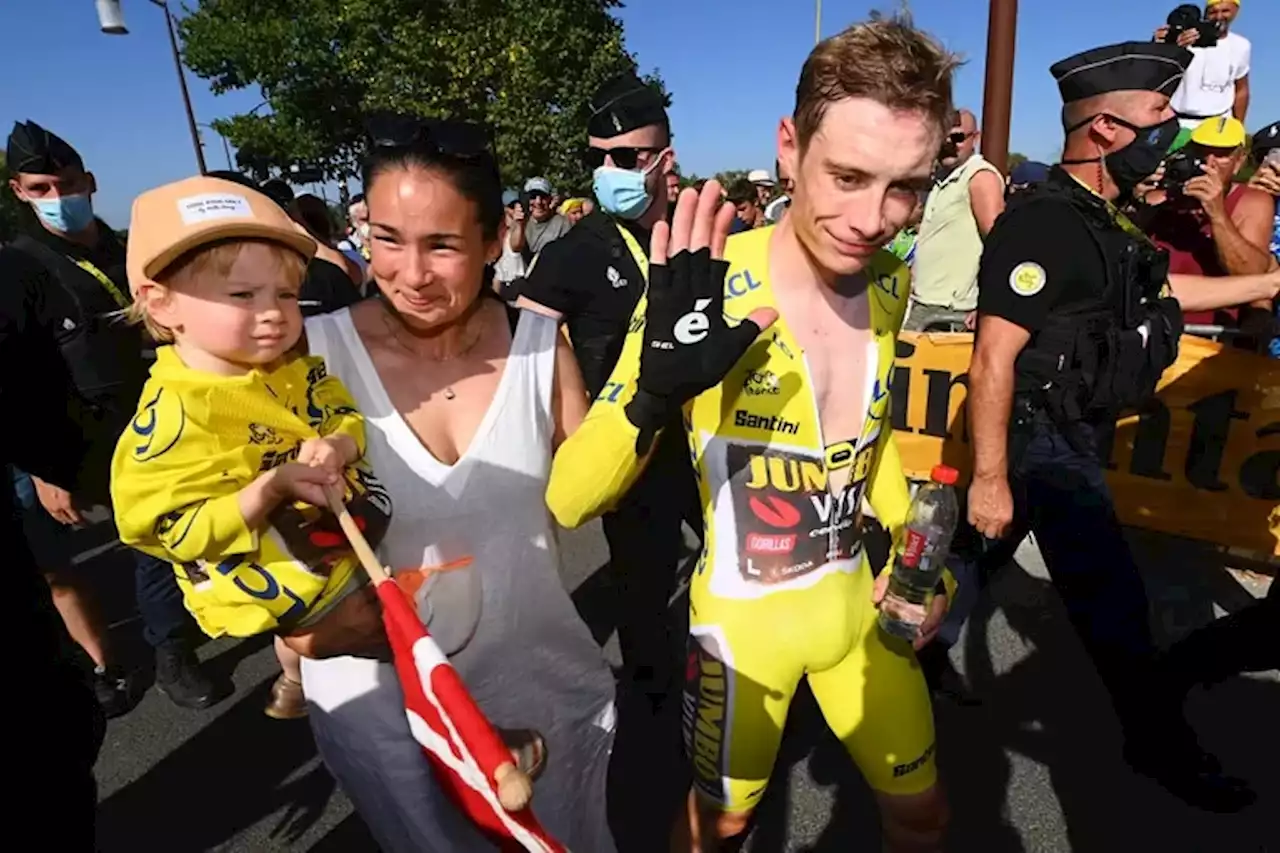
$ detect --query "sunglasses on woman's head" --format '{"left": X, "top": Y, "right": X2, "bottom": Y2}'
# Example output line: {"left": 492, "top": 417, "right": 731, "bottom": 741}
{"left": 364, "top": 112, "right": 495, "bottom": 161}
{"left": 585, "top": 145, "right": 664, "bottom": 171}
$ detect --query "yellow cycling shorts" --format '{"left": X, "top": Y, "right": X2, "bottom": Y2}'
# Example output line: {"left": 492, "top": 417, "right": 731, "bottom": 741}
{"left": 681, "top": 562, "right": 937, "bottom": 813}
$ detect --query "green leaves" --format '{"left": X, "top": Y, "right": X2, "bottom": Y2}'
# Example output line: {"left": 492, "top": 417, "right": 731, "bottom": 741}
{"left": 179, "top": 0, "right": 666, "bottom": 192}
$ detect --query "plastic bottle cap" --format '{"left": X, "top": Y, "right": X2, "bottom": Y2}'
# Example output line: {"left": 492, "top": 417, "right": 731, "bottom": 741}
{"left": 931, "top": 465, "right": 959, "bottom": 486}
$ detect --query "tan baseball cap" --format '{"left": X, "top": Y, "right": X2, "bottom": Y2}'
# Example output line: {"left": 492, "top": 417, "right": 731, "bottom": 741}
{"left": 127, "top": 175, "right": 316, "bottom": 295}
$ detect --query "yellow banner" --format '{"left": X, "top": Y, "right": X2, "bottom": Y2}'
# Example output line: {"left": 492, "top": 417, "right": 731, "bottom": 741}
{"left": 892, "top": 332, "right": 1280, "bottom": 555}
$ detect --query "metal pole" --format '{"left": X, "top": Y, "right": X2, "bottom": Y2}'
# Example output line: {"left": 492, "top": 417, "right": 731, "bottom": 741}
{"left": 980, "top": 0, "right": 1018, "bottom": 175}
{"left": 199, "top": 124, "right": 233, "bottom": 170}
{"left": 815, "top": 0, "right": 822, "bottom": 45}
{"left": 155, "top": 0, "right": 207, "bottom": 174}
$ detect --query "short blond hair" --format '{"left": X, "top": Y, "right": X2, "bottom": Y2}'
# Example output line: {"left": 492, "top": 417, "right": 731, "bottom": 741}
{"left": 128, "top": 238, "right": 309, "bottom": 343}
{"left": 794, "top": 13, "right": 961, "bottom": 150}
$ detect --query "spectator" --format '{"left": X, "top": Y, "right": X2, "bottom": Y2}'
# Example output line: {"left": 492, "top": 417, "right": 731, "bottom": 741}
{"left": 521, "top": 176, "right": 571, "bottom": 261}
{"left": 1158, "top": 0, "right": 1250, "bottom": 132}
{"left": 294, "top": 193, "right": 366, "bottom": 289}
{"left": 336, "top": 192, "right": 371, "bottom": 264}
{"left": 1137, "top": 116, "right": 1274, "bottom": 347}
{"left": 887, "top": 193, "right": 926, "bottom": 266}
{"left": 747, "top": 167, "right": 775, "bottom": 207}
{"left": 727, "top": 177, "right": 764, "bottom": 232}
{"left": 493, "top": 189, "right": 527, "bottom": 294}
{"left": 904, "top": 108, "right": 1005, "bottom": 331}
{"left": 559, "top": 197, "right": 587, "bottom": 225}
{"left": 1007, "top": 160, "right": 1051, "bottom": 196}
{"left": 764, "top": 158, "right": 793, "bottom": 224}
{"left": 1246, "top": 120, "right": 1280, "bottom": 358}
{"left": 3, "top": 120, "right": 220, "bottom": 712}
{"left": 665, "top": 170, "right": 681, "bottom": 221}
{"left": 209, "top": 172, "right": 363, "bottom": 316}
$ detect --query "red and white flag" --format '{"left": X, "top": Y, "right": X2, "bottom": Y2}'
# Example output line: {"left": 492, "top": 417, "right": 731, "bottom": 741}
{"left": 375, "top": 580, "right": 566, "bottom": 853}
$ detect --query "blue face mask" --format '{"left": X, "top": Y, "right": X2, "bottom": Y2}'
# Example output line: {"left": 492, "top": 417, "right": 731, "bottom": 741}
{"left": 593, "top": 162, "right": 659, "bottom": 220}
{"left": 30, "top": 193, "right": 96, "bottom": 234}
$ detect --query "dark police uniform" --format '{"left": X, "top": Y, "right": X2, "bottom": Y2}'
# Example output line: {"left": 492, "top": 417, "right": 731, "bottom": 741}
{"left": 519, "top": 73, "right": 699, "bottom": 694}
{"left": 1, "top": 267, "right": 104, "bottom": 846}
{"left": 0, "top": 230, "right": 195, "bottom": 650}
{"left": 4, "top": 119, "right": 218, "bottom": 711}
{"left": 975, "top": 42, "right": 1251, "bottom": 809}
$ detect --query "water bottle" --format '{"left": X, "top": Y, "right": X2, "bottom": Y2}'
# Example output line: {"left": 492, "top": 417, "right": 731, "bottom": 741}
{"left": 878, "top": 465, "right": 960, "bottom": 641}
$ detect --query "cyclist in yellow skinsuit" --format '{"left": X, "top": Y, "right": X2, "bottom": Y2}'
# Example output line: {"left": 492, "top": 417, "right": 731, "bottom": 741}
{"left": 547, "top": 17, "right": 958, "bottom": 852}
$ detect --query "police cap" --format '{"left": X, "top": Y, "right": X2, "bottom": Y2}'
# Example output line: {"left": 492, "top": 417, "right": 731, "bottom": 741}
{"left": 1050, "top": 42, "right": 1192, "bottom": 104}
{"left": 587, "top": 72, "right": 668, "bottom": 139}
{"left": 5, "top": 120, "right": 84, "bottom": 175}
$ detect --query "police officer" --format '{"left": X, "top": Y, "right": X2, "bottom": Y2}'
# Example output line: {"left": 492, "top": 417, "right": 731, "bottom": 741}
{"left": 518, "top": 73, "right": 698, "bottom": 698}
{"left": 967, "top": 43, "right": 1280, "bottom": 811}
{"left": 3, "top": 121, "right": 223, "bottom": 712}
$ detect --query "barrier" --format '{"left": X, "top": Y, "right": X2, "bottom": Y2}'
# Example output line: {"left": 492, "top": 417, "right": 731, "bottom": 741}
{"left": 891, "top": 332, "right": 1280, "bottom": 555}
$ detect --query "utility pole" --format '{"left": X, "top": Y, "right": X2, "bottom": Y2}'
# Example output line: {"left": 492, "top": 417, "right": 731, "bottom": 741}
{"left": 980, "top": 0, "right": 1018, "bottom": 175}
{"left": 815, "top": 0, "right": 822, "bottom": 45}
{"left": 155, "top": 0, "right": 208, "bottom": 175}
{"left": 98, "top": 0, "right": 207, "bottom": 175}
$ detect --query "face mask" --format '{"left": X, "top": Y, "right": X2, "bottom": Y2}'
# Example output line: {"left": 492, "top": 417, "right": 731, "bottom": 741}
{"left": 30, "top": 193, "right": 95, "bottom": 233}
{"left": 1063, "top": 114, "right": 1181, "bottom": 197}
{"left": 358, "top": 222, "right": 371, "bottom": 239}
{"left": 1105, "top": 116, "right": 1181, "bottom": 196}
{"left": 593, "top": 159, "right": 660, "bottom": 220}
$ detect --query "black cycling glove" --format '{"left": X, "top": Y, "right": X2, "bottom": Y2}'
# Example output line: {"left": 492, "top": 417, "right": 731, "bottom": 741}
{"left": 626, "top": 247, "right": 764, "bottom": 454}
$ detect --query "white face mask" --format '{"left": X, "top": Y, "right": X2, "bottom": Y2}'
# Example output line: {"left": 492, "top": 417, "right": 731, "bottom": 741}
{"left": 357, "top": 223, "right": 371, "bottom": 239}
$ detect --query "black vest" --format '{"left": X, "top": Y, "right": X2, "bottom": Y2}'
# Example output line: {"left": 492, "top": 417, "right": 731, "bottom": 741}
{"left": 1010, "top": 176, "right": 1183, "bottom": 424}
{"left": 12, "top": 232, "right": 148, "bottom": 499}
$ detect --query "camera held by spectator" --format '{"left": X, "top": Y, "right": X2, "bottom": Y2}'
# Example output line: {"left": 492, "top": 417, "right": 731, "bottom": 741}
{"left": 1158, "top": 4, "right": 1219, "bottom": 49}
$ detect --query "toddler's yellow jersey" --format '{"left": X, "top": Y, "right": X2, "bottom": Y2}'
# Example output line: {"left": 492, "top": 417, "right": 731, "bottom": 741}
{"left": 112, "top": 347, "right": 392, "bottom": 638}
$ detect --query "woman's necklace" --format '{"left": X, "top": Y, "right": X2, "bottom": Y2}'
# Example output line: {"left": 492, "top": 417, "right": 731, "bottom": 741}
{"left": 380, "top": 301, "right": 484, "bottom": 400}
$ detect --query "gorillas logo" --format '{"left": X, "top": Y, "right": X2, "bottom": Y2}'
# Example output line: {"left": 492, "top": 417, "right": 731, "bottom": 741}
{"left": 748, "top": 495, "right": 801, "bottom": 528}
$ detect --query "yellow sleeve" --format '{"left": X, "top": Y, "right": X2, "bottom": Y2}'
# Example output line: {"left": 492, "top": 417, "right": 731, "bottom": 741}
{"left": 546, "top": 293, "right": 658, "bottom": 528}
{"left": 111, "top": 385, "right": 259, "bottom": 565}
{"left": 306, "top": 357, "right": 366, "bottom": 457}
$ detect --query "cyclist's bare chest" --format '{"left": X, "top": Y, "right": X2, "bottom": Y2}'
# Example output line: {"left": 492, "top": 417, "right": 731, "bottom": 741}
{"left": 777, "top": 287, "right": 873, "bottom": 456}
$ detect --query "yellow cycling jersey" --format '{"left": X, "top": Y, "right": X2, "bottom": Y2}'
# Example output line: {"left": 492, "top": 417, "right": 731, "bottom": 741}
{"left": 548, "top": 225, "right": 914, "bottom": 565}
{"left": 548, "top": 225, "right": 948, "bottom": 809}
{"left": 112, "top": 347, "right": 392, "bottom": 638}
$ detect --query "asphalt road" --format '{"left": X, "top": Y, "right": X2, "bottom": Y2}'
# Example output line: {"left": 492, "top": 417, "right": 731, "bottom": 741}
{"left": 84, "top": 517, "right": 1276, "bottom": 853}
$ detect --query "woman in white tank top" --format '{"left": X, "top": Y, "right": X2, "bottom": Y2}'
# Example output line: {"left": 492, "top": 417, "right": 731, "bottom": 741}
{"left": 300, "top": 115, "right": 617, "bottom": 852}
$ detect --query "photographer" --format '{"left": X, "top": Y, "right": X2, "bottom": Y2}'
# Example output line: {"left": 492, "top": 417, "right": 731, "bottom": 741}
{"left": 1155, "top": 1, "right": 1250, "bottom": 131}
{"left": 1135, "top": 117, "right": 1274, "bottom": 347}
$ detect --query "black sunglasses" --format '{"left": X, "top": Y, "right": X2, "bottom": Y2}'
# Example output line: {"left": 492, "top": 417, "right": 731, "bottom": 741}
{"left": 585, "top": 145, "right": 663, "bottom": 171}
{"left": 947, "top": 131, "right": 973, "bottom": 145}
{"left": 364, "top": 112, "right": 495, "bottom": 161}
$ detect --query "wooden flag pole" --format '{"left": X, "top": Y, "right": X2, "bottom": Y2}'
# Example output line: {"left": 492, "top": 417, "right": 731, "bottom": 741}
{"left": 323, "top": 486, "right": 534, "bottom": 812}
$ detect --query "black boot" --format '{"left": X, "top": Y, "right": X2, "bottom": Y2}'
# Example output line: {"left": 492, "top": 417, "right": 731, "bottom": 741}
{"left": 1123, "top": 716, "right": 1255, "bottom": 813}
{"left": 92, "top": 665, "right": 134, "bottom": 719}
{"left": 155, "top": 640, "right": 224, "bottom": 710}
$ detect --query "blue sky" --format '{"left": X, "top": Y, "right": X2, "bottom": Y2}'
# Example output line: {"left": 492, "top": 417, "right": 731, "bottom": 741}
{"left": 2, "top": 0, "right": 1276, "bottom": 226}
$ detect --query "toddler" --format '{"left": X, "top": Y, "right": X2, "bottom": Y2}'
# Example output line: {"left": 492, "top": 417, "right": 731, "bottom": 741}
{"left": 111, "top": 176, "right": 391, "bottom": 718}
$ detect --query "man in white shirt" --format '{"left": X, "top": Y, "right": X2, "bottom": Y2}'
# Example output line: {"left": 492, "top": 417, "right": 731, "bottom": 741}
{"left": 1158, "top": 0, "right": 1250, "bottom": 130}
